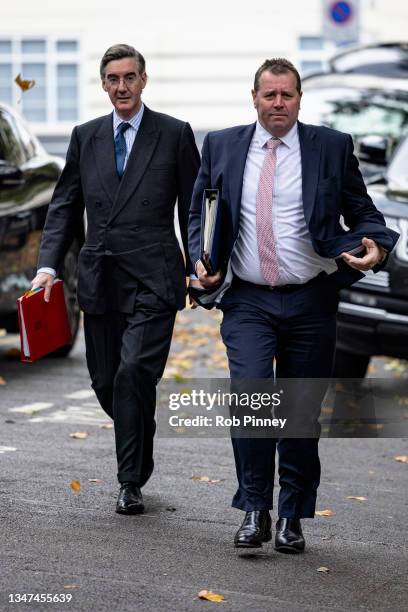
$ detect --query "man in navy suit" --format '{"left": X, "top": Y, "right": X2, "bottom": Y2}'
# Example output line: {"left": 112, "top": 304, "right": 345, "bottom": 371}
{"left": 188, "top": 58, "right": 398, "bottom": 551}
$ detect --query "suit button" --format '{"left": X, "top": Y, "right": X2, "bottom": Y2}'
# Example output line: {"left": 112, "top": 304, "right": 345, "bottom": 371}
{"left": 142, "top": 199, "right": 149, "bottom": 206}
{"left": 105, "top": 250, "right": 112, "bottom": 255}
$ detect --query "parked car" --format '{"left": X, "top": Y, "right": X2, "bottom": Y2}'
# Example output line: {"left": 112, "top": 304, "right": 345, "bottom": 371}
{"left": 328, "top": 41, "right": 408, "bottom": 80}
{"left": 334, "top": 135, "right": 408, "bottom": 377}
{"left": 301, "top": 72, "right": 408, "bottom": 183}
{"left": 0, "top": 102, "right": 83, "bottom": 355}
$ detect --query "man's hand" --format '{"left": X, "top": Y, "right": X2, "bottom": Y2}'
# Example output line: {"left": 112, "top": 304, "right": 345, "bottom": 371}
{"left": 340, "top": 237, "right": 387, "bottom": 272}
{"left": 195, "top": 260, "right": 223, "bottom": 287}
{"left": 31, "top": 272, "right": 55, "bottom": 302}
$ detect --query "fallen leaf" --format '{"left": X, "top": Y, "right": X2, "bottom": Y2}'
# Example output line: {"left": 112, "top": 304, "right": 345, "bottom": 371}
{"left": 5, "top": 419, "right": 15, "bottom": 424}
{"left": 5, "top": 348, "right": 20, "bottom": 359}
{"left": 0, "top": 376, "right": 6, "bottom": 385}
{"left": 100, "top": 423, "right": 113, "bottom": 429}
{"left": 69, "top": 432, "right": 89, "bottom": 439}
{"left": 315, "top": 509, "right": 336, "bottom": 517}
{"left": 191, "top": 475, "right": 223, "bottom": 484}
{"left": 321, "top": 406, "right": 334, "bottom": 415}
{"left": 367, "top": 423, "right": 384, "bottom": 430}
{"left": 63, "top": 584, "right": 79, "bottom": 589}
{"left": 88, "top": 479, "right": 104, "bottom": 484}
{"left": 70, "top": 480, "right": 81, "bottom": 493}
{"left": 198, "top": 590, "right": 225, "bottom": 602}
{"left": 346, "top": 496, "right": 367, "bottom": 501}
{"left": 15, "top": 73, "right": 36, "bottom": 92}
{"left": 394, "top": 455, "right": 408, "bottom": 463}
{"left": 317, "top": 566, "right": 330, "bottom": 573}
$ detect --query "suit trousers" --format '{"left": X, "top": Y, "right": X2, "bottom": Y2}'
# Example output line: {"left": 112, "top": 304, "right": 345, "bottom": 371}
{"left": 84, "top": 282, "right": 176, "bottom": 486}
{"left": 219, "top": 274, "right": 339, "bottom": 517}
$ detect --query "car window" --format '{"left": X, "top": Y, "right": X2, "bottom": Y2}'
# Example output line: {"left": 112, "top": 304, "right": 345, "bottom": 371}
{"left": 300, "top": 87, "right": 408, "bottom": 144}
{"left": 0, "top": 110, "right": 25, "bottom": 166}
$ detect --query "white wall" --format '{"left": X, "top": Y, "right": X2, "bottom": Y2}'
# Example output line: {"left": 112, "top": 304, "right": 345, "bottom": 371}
{"left": 1, "top": 0, "right": 407, "bottom": 135}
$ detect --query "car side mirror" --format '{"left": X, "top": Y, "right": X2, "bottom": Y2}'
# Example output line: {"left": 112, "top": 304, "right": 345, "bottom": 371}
{"left": 357, "top": 135, "right": 390, "bottom": 166}
{"left": 0, "top": 160, "right": 23, "bottom": 185}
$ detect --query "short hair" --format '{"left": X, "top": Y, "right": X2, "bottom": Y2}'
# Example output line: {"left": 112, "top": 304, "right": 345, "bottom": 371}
{"left": 254, "top": 58, "right": 302, "bottom": 94}
{"left": 100, "top": 44, "right": 146, "bottom": 77}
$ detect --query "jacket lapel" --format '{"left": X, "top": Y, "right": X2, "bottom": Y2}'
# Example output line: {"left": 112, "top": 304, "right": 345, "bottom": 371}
{"left": 108, "top": 106, "right": 160, "bottom": 223}
{"left": 227, "top": 123, "right": 256, "bottom": 235}
{"left": 92, "top": 114, "right": 120, "bottom": 204}
{"left": 298, "top": 121, "right": 321, "bottom": 227}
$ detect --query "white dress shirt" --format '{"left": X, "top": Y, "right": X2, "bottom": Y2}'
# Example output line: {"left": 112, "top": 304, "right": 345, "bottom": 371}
{"left": 38, "top": 105, "right": 145, "bottom": 277}
{"left": 231, "top": 121, "right": 337, "bottom": 285}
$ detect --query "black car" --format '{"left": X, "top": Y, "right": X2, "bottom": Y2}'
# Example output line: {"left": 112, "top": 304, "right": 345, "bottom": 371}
{"left": 334, "top": 135, "right": 408, "bottom": 377}
{"left": 0, "top": 102, "right": 83, "bottom": 355}
{"left": 301, "top": 72, "right": 408, "bottom": 182}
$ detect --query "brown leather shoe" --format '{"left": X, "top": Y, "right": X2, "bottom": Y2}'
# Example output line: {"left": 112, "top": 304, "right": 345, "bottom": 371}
{"left": 115, "top": 482, "right": 144, "bottom": 515}
{"left": 234, "top": 510, "right": 272, "bottom": 548}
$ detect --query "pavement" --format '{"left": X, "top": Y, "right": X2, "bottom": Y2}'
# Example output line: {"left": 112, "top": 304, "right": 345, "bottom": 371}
{"left": 0, "top": 309, "right": 407, "bottom": 612}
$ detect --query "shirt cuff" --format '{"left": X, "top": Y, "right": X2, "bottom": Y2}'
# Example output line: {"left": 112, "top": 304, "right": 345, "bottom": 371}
{"left": 37, "top": 267, "right": 57, "bottom": 277}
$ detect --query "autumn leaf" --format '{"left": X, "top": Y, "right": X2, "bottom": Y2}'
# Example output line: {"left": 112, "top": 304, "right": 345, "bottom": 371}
{"left": 346, "top": 496, "right": 367, "bottom": 502}
{"left": 317, "top": 567, "right": 330, "bottom": 573}
{"left": 198, "top": 590, "right": 225, "bottom": 602}
{"left": 69, "top": 432, "right": 89, "bottom": 440}
{"left": 191, "top": 475, "right": 223, "bottom": 484}
{"left": 394, "top": 455, "right": 408, "bottom": 463}
{"left": 63, "top": 584, "right": 79, "bottom": 589}
{"left": 100, "top": 423, "right": 113, "bottom": 429}
{"left": 15, "top": 73, "right": 36, "bottom": 92}
{"left": 88, "top": 479, "right": 104, "bottom": 484}
{"left": 0, "top": 376, "right": 6, "bottom": 385}
{"left": 321, "top": 406, "right": 334, "bottom": 415}
{"left": 70, "top": 480, "right": 81, "bottom": 493}
{"left": 6, "top": 348, "right": 20, "bottom": 359}
{"left": 315, "top": 509, "right": 336, "bottom": 517}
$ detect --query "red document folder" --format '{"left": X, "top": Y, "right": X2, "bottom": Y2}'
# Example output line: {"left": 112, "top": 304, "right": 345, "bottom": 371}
{"left": 17, "top": 279, "right": 72, "bottom": 363}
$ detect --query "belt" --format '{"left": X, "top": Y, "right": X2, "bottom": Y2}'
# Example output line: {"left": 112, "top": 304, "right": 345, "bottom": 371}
{"left": 233, "top": 271, "right": 328, "bottom": 294}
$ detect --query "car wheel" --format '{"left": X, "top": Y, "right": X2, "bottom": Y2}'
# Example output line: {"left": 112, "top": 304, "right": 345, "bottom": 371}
{"left": 51, "top": 240, "right": 81, "bottom": 357}
{"left": 333, "top": 348, "right": 370, "bottom": 379}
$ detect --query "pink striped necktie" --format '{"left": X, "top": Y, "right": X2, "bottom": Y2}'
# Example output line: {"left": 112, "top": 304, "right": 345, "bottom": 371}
{"left": 256, "top": 137, "right": 281, "bottom": 284}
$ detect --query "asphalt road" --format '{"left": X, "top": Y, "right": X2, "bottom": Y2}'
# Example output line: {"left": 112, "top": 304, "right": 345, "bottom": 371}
{"left": 0, "top": 312, "right": 407, "bottom": 612}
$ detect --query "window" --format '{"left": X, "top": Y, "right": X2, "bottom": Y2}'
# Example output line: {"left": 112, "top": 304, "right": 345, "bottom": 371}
{"left": 0, "top": 64, "right": 13, "bottom": 104}
{"left": 0, "top": 40, "right": 12, "bottom": 53}
{"left": 57, "top": 40, "right": 78, "bottom": 52}
{"left": 0, "top": 37, "right": 80, "bottom": 124}
{"left": 300, "top": 60, "right": 324, "bottom": 76}
{"left": 21, "top": 63, "right": 47, "bottom": 122}
{"left": 57, "top": 64, "right": 78, "bottom": 120}
{"left": 22, "top": 39, "right": 46, "bottom": 54}
{"left": 299, "top": 36, "right": 324, "bottom": 51}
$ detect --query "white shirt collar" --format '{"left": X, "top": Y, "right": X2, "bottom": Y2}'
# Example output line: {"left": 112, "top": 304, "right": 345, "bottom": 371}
{"left": 255, "top": 120, "right": 298, "bottom": 149}
{"left": 113, "top": 103, "right": 144, "bottom": 132}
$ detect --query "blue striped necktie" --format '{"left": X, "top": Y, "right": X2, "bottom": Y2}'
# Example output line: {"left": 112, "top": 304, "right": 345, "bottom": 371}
{"left": 114, "top": 122, "right": 131, "bottom": 177}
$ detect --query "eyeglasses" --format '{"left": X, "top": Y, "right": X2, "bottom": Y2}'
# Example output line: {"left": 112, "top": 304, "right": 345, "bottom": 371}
{"left": 106, "top": 74, "right": 138, "bottom": 86}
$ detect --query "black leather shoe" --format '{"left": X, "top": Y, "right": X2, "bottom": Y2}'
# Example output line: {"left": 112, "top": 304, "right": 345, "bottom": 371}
{"left": 115, "top": 482, "right": 144, "bottom": 515}
{"left": 274, "top": 518, "right": 305, "bottom": 553}
{"left": 234, "top": 510, "right": 272, "bottom": 548}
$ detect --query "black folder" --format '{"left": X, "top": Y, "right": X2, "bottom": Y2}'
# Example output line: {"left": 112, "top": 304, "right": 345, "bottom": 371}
{"left": 200, "top": 189, "right": 222, "bottom": 275}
